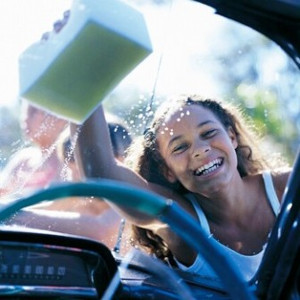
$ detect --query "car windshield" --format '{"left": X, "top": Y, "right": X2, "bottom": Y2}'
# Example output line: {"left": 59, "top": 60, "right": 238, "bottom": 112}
{"left": 0, "top": 0, "right": 299, "bottom": 284}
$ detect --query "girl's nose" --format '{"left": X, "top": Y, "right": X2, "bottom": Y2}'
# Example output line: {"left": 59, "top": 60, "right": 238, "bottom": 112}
{"left": 193, "top": 140, "right": 211, "bottom": 158}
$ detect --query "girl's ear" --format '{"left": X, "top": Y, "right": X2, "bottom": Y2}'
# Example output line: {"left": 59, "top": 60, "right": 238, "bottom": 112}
{"left": 228, "top": 126, "right": 238, "bottom": 149}
{"left": 164, "top": 166, "right": 177, "bottom": 183}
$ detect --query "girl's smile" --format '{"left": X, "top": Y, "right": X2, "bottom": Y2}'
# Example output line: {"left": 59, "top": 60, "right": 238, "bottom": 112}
{"left": 193, "top": 157, "right": 224, "bottom": 176}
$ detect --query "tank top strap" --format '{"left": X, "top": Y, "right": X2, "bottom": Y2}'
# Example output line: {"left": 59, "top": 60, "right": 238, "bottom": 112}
{"left": 262, "top": 171, "right": 281, "bottom": 216}
{"left": 184, "top": 193, "right": 211, "bottom": 235}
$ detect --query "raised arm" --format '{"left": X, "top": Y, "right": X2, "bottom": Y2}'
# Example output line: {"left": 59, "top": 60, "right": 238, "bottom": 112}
{"left": 70, "top": 105, "right": 170, "bottom": 226}
{"left": 70, "top": 105, "right": 149, "bottom": 187}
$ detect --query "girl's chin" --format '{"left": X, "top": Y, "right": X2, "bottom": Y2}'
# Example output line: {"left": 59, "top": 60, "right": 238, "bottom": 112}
{"left": 192, "top": 176, "right": 231, "bottom": 195}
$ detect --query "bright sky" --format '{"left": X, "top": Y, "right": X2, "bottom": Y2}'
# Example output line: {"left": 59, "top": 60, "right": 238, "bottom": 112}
{"left": 1, "top": 0, "right": 72, "bottom": 107}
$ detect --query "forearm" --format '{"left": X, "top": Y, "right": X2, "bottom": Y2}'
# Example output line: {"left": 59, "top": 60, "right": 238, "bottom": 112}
{"left": 71, "top": 105, "right": 117, "bottom": 179}
{"left": 70, "top": 105, "right": 153, "bottom": 188}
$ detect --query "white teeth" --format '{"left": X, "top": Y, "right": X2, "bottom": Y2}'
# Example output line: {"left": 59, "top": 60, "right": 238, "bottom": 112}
{"left": 194, "top": 158, "right": 223, "bottom": 176}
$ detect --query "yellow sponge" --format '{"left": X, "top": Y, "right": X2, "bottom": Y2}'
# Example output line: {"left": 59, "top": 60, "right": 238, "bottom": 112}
{"left": 19, "top": 0, "right": 152, "bottom": 123}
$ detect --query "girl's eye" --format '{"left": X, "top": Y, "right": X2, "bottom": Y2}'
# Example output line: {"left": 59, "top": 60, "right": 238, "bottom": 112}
{"left": 202, "top": 129, "right": 217, "bottom": 138}
{"left": 172, "top": 143, "right": 188, "bottom": 154}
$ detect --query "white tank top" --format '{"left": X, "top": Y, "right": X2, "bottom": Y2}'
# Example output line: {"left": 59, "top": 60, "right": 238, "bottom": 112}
{"left": 175, "top": 171, "right": 280, "bottom": 281}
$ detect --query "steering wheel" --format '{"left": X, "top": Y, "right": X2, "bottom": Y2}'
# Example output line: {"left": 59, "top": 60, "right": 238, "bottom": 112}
{"left": 0, "top": 179, "right": 255, "bottom": 300}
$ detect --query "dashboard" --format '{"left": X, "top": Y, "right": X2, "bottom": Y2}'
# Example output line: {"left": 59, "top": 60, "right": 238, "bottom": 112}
{"left": 0, "top": 227, "right": 118, "bottom": 299}
{"left": 0, "top": 226, "right": 232, "bottom": 299}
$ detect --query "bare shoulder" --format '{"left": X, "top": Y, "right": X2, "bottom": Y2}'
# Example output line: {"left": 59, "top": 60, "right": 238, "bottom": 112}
{"left": 149, "top": 182, "right": 194, "bottom": 215}
{"left": 271, "top": 168, "right": 292, "bottom": 201}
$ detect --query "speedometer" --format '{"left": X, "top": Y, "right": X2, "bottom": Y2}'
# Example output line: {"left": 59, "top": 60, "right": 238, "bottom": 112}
{"left": 0, "top": 227, "right": 119, "bottom": 299}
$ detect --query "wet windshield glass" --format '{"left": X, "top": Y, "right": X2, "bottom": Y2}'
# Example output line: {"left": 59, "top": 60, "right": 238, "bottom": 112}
{"left": 0, "top": 0, "right": 299, "bottom": 279}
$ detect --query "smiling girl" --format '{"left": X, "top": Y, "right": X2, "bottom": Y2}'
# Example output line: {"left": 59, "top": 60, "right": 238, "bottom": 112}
{"left": 71, "top": 94, "right": 290, "bottom": 280}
